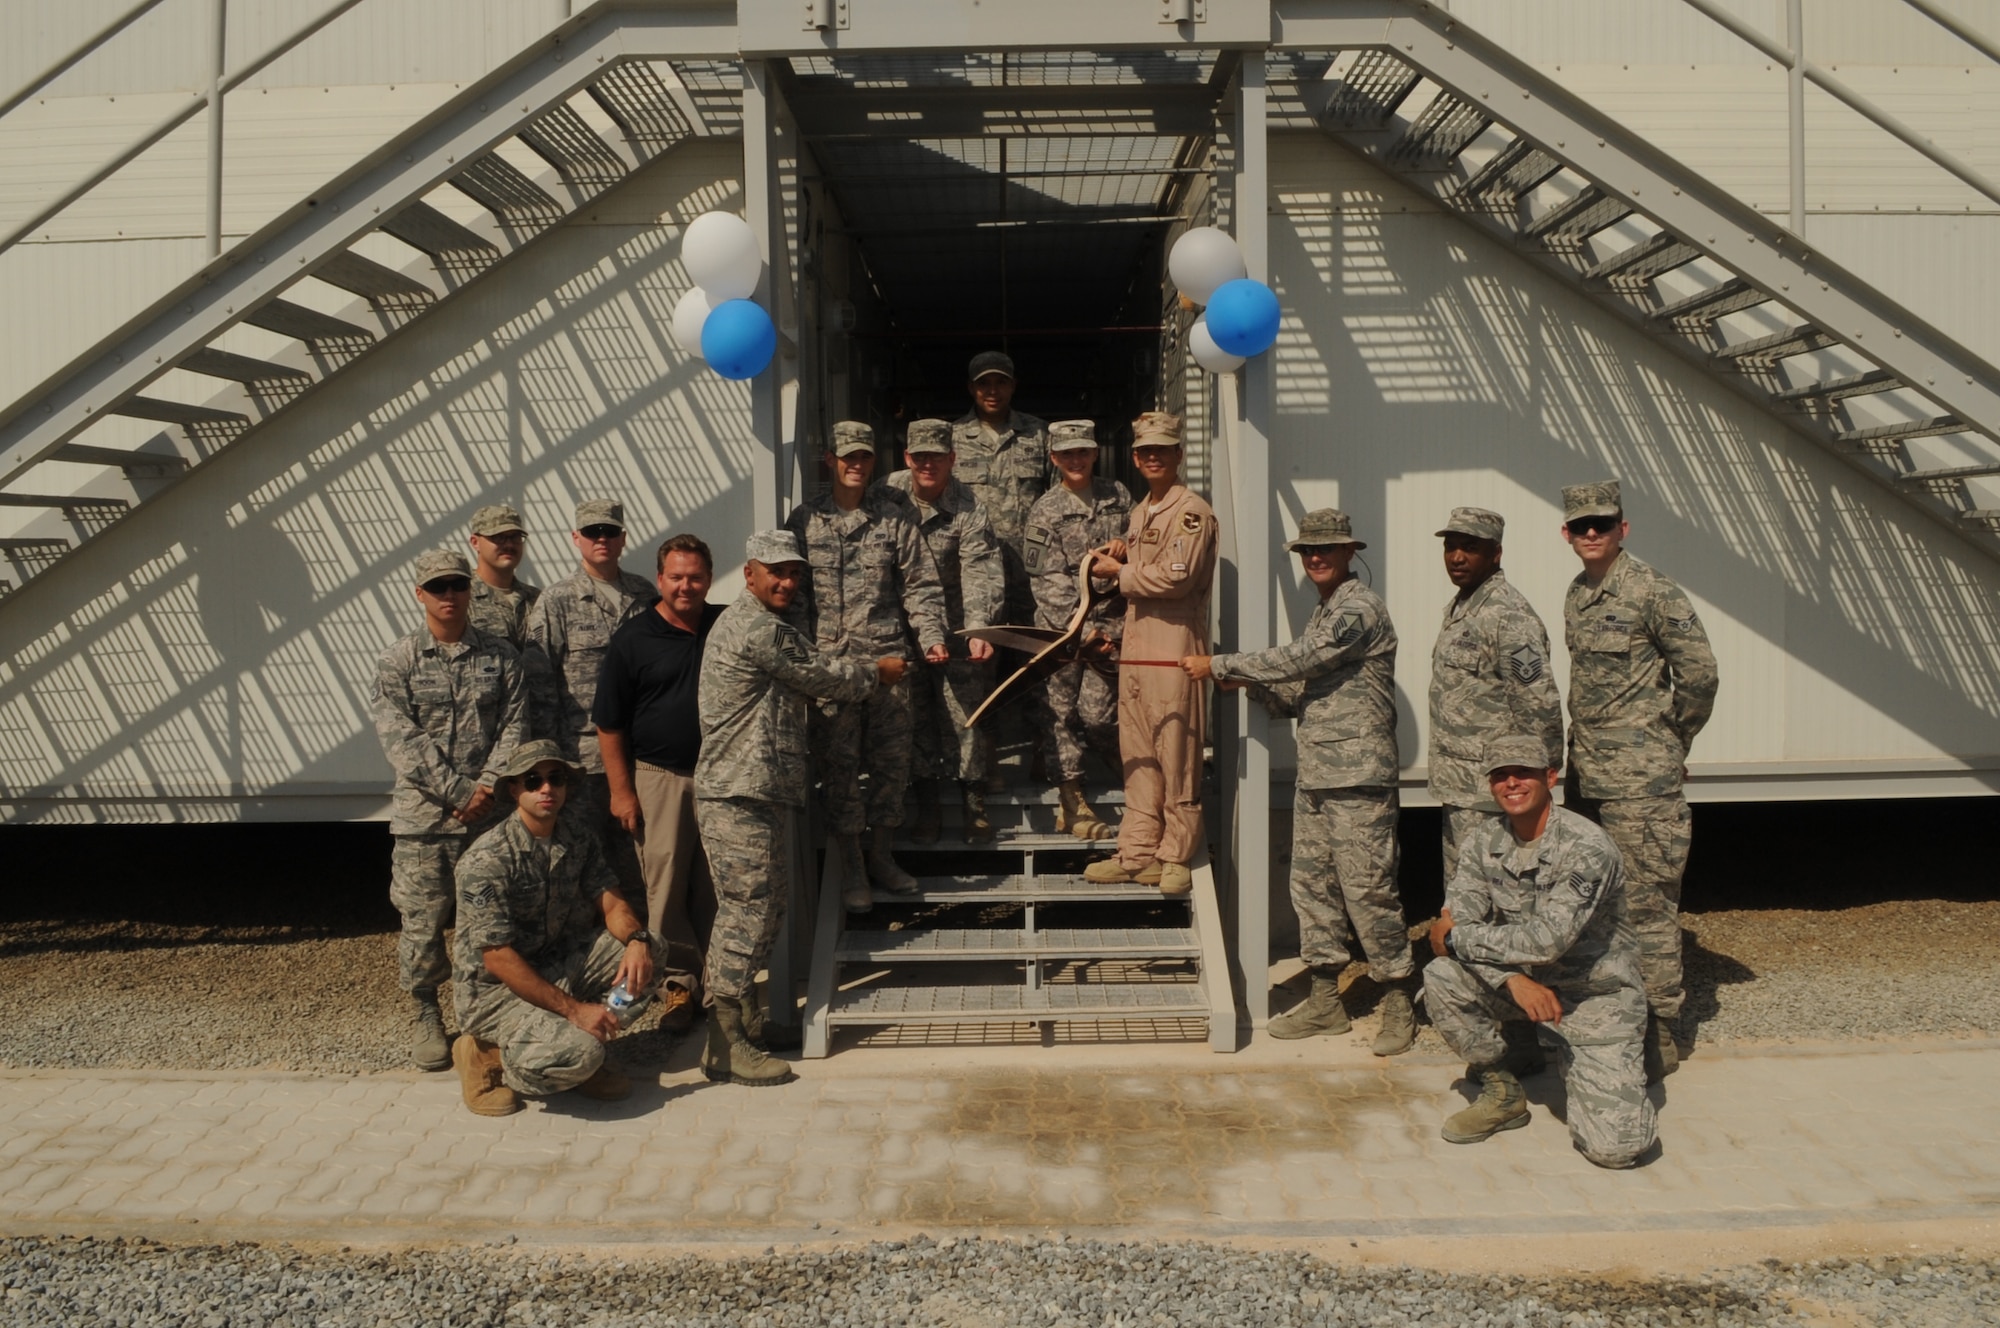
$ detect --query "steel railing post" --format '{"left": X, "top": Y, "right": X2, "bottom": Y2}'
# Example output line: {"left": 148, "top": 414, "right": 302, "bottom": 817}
{"left": 1787, "top": 0, "right": 1805, "bottom": 237}
{"left": 207, "top": 0, "right": 227, "bottom": 258}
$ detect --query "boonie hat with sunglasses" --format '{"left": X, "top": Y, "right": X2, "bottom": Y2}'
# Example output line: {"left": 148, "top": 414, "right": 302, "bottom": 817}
{"left": 1483, "top": 733, "right": 1552, "bottom": 775}
{"left": 470, "top": 503, "right": 526, "bottom": 537}
{"left": 495, "top": 737, "right": 581, "bottom": 781}
{"left": 830, "top": 421, "right": 876, "bottom": 456}
{"left": 413, "top": 548, "right": 472, "bottom": 584}
{"left": 745, "top": 528, "right": 805, "bottom": 566}
{"left": 1435, "top": 506, "right": 1504, "bottom": 542}
{"left": 904, "top": 419, "right": 952, "bottom": 454}
{"left": 574, "top": 498, "right": 626, "bottom": 532}
{"left": 1049, "top": 419, "right": 1098, "bottom": 452}
{"left": 1284, "top": 508, "right": 1367, "bottom": 552}
{"left": 968, "top": 350, "right": 1015, "bottom": 381}
{"left": 1131, "top": 411, "right": 1182, "bottom": 447}
{"left": 1561, "top": 480, "right": 1622, "bottom": 521}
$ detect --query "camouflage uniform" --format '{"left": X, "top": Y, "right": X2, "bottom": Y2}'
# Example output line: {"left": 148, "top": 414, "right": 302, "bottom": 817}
{"left": 1024, "top": 474, "right": 1131, "bottom": 783}
{"left": 1430, "top": 564, "right": 1563, "bottom": 879}
{"left": 370, "top": 621, "right": 528, "bottom": 994}
{"left": 1564, "top": 546, "right": 1718, "bottom": 1021}
{"left": 524, "top": 562, "right": 656, "bottom": 894}
{"left": 453, "top": 809, "right": 667, "bottom": 1098}
{"left": 696, "top": 579, "right": 877, "bottom": 1001}
{"left": 783, "top": 488, "right": 948, "bottom": 833}
{"left": 882, "top": 468, "right": 1004, "bottom": 783}
{"left": 951, "top": 408, "right": 1050, "bottom": 624}
{"left": 1425, "top": 805, "right": 1656, "bottom": 1167}
{"left": 1213, "top": 565, "right": 1408, "bottom": 981}
{"left": 468, "top": 577, "right": 541, "bottom": 650}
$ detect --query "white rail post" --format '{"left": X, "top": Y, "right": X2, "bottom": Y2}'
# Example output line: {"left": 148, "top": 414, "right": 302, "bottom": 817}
{"left": 206, "top": 0, "right": 226, "bottom": 257}
{"left": 1787, "top": 0, "right": 1805, "bottom": 237}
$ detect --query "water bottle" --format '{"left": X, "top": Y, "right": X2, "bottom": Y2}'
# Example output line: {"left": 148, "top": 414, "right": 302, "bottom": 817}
{"left": 606, "top": 981, "right": 645, "bottom": 1027}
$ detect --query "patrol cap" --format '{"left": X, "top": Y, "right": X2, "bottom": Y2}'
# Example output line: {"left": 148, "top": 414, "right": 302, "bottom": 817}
{"left": 413, "top": 548, "right": 472, "bottom": 584}
{"left": 1284, "top": 508, "right": 1367, "bottom": 551}
{"left": 1131, "top": 411, "right": 1183, "bottom": 447}
{"left": 1049, "top": 419, "right": 1099, "bottom": 452}
{"left": 904, "top": 418, "right": 953, "bottom": 454}
{"left": 830, "top": 420, "right": 876, "bottom": 456}
{"left": 1561, "top": 480, "right": 1623, "bottom": 520}
{"left": 1483, "top": 734, "right": 1553, "bottom": 775}
{"left": 745, "top": 528, "right": 805, "bottom": 566}
{"left": 469, "top": 503, "right": 526, "bottom": 537}
{"left": 967, "top": 350, "right": 1015, "bottom": 382}
{"left": 1435, "top": 506, "right": 1505, "bottom": 543}
{"left": 573, "top": 498, "right": 626, "bottom": 532}
{"left": 494, "top": 737, "right": 581, "bottom": 781}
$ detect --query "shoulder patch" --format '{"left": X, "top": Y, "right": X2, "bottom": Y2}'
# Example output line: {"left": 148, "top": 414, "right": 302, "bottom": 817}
{"left": 1025, "top": 527, "right": 1049, "bottom": 546}
{"left": 1667, "top": 610, "right": 1700, "bottom": 632}
{"left": 1507, "top": 642, "right": 1546, "bottom": 683}
{"left": 1563, "top": 870, "right": 1601, "bottom": 906}
{"left": 1334, "top": 610, "right": 1365, "bottom": 647}
{"left": 776, "top": 624, "right": 811, "bottom": 664}
{"left": 1180, "top": 510, "right": 1202, "bottom": 533}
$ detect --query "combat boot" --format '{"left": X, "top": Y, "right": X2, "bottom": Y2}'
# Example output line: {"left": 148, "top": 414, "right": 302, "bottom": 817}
{"left": 1082, "top": 856, "right": 1139, "bottom": 883}
{"left": 410, "top": 989, "right": 451, "bottom": 1071}
{"left": 1156, "top": 862, "right": 1192, "bottom": 898}
{"left": 1055, "top": 780, "right": 1118, "bottom": 841}
{"left": 960, "top": 782, "right": 995, "bottom": 843}
{"left": 909, "top": 780, "right": 942, "bottom": 845}
{"left": 837, "top": 833, "right": 872, "bottom": 913}
{"left": 738, "top": 992, "right": 802, "bottom": 1051}
{"left": 451, "top": 1034, "right": 520, "bottom": 1117}
{"left": 1268, "top": 968, "right": 1351, "bottom": 1039}
{"left": 702, "top": 1001, "right": 798, "bottom": 1087}
{"left": 1441, "top": 1066, "right": 1530, "bottom": 1144}
{"left": 865, "top": 825, "right": 921, "bottom": 896}
{"left": 1645, "top": 1013, "right": 1681, "bottom": 1082}
{"left": 1371, "top": 980, "right": 1417, "bottom": 1057}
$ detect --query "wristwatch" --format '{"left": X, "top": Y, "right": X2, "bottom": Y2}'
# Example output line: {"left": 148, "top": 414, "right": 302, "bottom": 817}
{"left": 625, "top": 929, "right": 655, "bottom": 947}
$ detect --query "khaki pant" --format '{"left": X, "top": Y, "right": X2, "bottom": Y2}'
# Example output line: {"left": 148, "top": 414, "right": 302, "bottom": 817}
{"left": 634, "top": 763, "right": 718, "bottom": 999}
{"left": 1115, "top": 657, "right": 1206, "bottom": 869}
{"left": 567, "top": 770, "right": 645, "bottom": 907}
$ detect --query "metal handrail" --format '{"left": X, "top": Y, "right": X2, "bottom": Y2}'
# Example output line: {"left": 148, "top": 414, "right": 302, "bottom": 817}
{"left": 1678, "top": 0, "right": 2000, "bottom": 222}
{"left": 0, "top": 0, "right": 172, "bottom": 121}
{"left": 0, "top": 0, "right": 371, "bottom": 259}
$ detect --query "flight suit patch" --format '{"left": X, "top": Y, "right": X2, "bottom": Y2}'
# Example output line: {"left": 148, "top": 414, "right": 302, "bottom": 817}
{"left": 1141, "top": 528, "right": 1162, "bottom": 544}
{"left": 1180, "top": 511, "right": 1202, "bottom": 533}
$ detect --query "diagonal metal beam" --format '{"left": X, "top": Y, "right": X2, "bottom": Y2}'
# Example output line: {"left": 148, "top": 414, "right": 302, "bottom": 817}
{"left": 0, "top": 4, "right": 736, "bottom": 491}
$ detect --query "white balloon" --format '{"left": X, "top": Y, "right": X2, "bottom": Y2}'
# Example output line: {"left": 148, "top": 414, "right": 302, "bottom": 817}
{"left": 1169, "top": 226, "right": 1247, "bottom": 305}
{"left": 682, "top": 211, "right": 763, "bottom": 299}
{"left": 1188, "top": 314, "right": 1245, "bottom": 373}
{"left": 672, "top": 287, "right": 725, "bottom": 358}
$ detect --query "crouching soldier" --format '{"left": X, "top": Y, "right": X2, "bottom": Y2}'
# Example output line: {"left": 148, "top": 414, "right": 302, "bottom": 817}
{"left": 449, "top": 738, "right": 668, "bottom": 1117}
{"left": 696, "top": 530, "right": 906, "bottom": 1085}
{"left": 1424, "top": 735, "right": 1657, "bottom": 1170}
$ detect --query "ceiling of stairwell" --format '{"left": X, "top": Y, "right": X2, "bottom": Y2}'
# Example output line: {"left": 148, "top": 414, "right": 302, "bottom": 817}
{"left": 779, "top": 49, "right": 1238, "bottom": 397}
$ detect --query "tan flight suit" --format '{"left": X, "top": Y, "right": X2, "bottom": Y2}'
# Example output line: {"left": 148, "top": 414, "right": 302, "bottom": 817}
{"left": 1113, "top": 484, "right": 1219, "bottom": 870}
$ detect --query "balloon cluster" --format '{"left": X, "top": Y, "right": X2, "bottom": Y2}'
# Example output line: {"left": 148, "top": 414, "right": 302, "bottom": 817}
{"left": 671, "top": 212, "right": 776, "bottom": 380}
{"left": 1168, "top": 226, "right": 1280, "bottom": 372}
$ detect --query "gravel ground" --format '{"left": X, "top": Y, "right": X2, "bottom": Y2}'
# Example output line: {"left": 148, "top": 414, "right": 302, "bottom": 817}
{"left": 3, "top": 1234, "right": 1995, "bottom": 1327}
{"left": 2, "top": 898, "right": 1997, "bottom": 1072}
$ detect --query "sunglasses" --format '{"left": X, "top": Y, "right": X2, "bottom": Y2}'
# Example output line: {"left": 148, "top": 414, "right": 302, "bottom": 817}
{"left": 520, "top": 768, "right": 570, "bottom": 791}
{"left": 421, "top": 576, "right": 472, "bottom": 595}
{"left": 579, "top": 524, "right": 625, "bottom": 541}
{"left": 1566, "top": 516, "right": 1621, "bottom": 537}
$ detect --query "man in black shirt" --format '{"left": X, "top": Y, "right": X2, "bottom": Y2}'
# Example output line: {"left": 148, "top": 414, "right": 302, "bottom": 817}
{"left": 595, "top": 533, "right": 724, "bottom": 1031}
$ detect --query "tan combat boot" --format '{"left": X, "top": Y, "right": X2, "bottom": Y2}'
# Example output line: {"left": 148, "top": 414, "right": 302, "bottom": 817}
{"left": 960, "top": 782, "right": 994, "bottom": 843}
{"left": 1156, "top": 862, "right": 1192, "bottom": 897}
{"left": 865, "top": 824, "right": 921, "bottom": 895}
{"left": 702, "top": 1001, "right": 798, "bottom": 1087}
{"left": 909, "top": 780, "right": 943, "bottom": 845}
{"left": 1055, "top": 780, "right": 1118, "bottom": 841}
{"left": 1371, "top": 980, "right": 1416, "bottom": 1056}
{"left": 837, "top": 833, "right": 872, "bottom": 914}
{"left": 1441, "top": 1066, "right": 1530, "bottom": 1143}
{"left": 1083, "top": 857, "right": 1139, "bottom": 883}
{"left": 452, "top": 1034, "right": 521, "bottom": 1117}
{"left": 1268, "top": 967, "right": 1350, "bottom": 1039}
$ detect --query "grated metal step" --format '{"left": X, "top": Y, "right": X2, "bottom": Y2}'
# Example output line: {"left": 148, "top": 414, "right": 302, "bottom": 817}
{"left": 872, "top": 873, "right": 1175, "bottom": 905}
{"left": 828, "top": 982, "right": 1209, "bottom": 1025}
{"left": 382, "top": 201, "right": 501, "bottom": 274}
{"left": 1586, "top": 231, "right": 1700, "bottom": 286}
{"left": 1454, "top": 138, "right": 1562, "bottom": 210}
{"left": 50, "top": 443, "right": 186, "bottom": 474}
{"left": 1834, "top": 416, "right": 1966, "bottom": 446}
{"left": 452, "top": 154, "right": 568, "bottom": 226}
{"left": 521, "top": 104, "right": 629, "bottom": 188}
{"left": 837, "top": 927, "right": 1199, "bottom": 962}
{"left": 1387, "top": 92, "right": 1491, "bottom": 167}
{"left": 1521, "top": 184, "right": 1630, "bottom": 247}
{"left": 1772, "top": 368, "right": 1901, "bottom": 405}
{"left": 1653, "top": 276, "right": 1768, "bottom": 327}
{"left": 313, "top": 250, "right": 436, "bottom": 306}
{"left": 1900, "top": 461, "right": 2000, "bottom": 484}
{"left": 1712, "top": 324, "right": 1838, "bottom": 365}
{"left": 178, "top": 348, "right": 313, "bottom": 386}
{"left": 243, "top": 300, "right": 376, "bottom": 348}
{"left": 1321, "top": 49, "right": 1422, "bottom": 126}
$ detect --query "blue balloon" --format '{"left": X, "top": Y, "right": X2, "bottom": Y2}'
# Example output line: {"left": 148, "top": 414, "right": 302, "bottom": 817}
{"left": 1204, "top": 278, "right": 1280, "bottom": 358}
{"left": 700, "top": 299, "right": 776, "bottom": 380}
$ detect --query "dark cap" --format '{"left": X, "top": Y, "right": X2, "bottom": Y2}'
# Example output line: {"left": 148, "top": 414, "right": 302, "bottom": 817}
{"left": 495, "top": 738, "right": 581, "bottom": 780}
{"left": 968, "top": 351, "right": 1015, "bottom": 382}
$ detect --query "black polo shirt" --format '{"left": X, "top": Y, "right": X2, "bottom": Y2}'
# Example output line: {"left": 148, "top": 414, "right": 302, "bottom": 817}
{"left": 591, "top": 601, "right": 724, "bottom": 775}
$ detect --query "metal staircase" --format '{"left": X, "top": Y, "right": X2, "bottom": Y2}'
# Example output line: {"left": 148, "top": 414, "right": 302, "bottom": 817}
{"left": 801, "top": 791, "right": 1236, "bottom": 1057}
{"left": 1273, "top": 4, "right": 2000, "bottom": 553}
{"left": 0, "top": 12, "right": 741, "bottom": 595}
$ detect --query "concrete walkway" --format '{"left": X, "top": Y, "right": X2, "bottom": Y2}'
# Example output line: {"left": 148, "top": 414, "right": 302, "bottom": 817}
{"left": 2, "top": 1036, "right": 1995, "bottom": 1247}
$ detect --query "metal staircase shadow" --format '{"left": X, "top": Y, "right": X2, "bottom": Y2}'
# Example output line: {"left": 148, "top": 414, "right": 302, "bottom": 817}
{"left": 0, "top": 8, "right": 738, "bottom": 597}
{"left": 800, "top": 793, "right": 1236, "bottom": 1058}
{"left": 1274, "top": 3, "right": 2000, "bottom": 556}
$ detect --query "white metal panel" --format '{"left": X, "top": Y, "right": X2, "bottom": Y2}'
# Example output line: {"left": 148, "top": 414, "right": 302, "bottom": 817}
{"left": 0, "top": 140, "right": 756, "bottom": 820}
{"left": 0, "top": 235, "right": 207, "bottom": 409}
{"left": 1266, "top": 132, "right": 2000, "bottom": 785}
{"left": 1801, "top": 212, "right": 2000, "bottom": 366}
